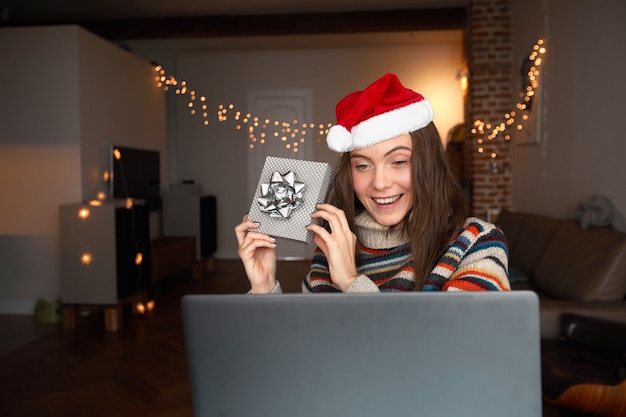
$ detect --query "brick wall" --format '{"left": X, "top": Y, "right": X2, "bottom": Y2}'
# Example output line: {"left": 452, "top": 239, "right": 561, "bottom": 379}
{"left": 464, "top": 0, "right": 512, "bottom": 219}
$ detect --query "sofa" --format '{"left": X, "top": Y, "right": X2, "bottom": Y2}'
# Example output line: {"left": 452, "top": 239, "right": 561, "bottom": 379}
{"left": 495, "top": 209, "right": 626, "bottom": 339}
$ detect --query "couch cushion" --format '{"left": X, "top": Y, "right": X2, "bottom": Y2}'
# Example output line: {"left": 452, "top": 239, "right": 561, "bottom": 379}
{"left": 495, "top": 209, "right": 524, "bottom": 250}
{"left": 534, "top": 221, "right": 626, "bottom": 302}
{"left": 498, "top": 211, "right": 561, "bottom": 277}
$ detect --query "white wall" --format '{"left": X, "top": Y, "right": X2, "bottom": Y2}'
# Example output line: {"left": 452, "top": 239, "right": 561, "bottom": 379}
{"left": 129, "top": 33, "right": 464, "bottom": 258}
{"left": 511, "top": 0, "right": 626, "bottom": 219}
{"left": 0, "top": 26, "right": 166, "bottom": 314}
{"left": 77, "top": 30, "right": 167, "bottom": 203}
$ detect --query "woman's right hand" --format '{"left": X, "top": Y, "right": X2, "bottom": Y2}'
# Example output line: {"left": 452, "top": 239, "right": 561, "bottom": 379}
{"left": 234, "top": 214, "right": 277, "bottom": 293}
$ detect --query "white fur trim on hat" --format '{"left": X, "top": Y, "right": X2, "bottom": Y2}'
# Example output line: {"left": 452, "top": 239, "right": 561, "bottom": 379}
{"left": 327, "top": 98, "right": 434, "bottom": 153}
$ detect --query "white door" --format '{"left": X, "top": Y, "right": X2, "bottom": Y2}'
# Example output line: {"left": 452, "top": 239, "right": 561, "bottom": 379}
{"left": 247, "top": 89, "right": 314, "bottom": 260}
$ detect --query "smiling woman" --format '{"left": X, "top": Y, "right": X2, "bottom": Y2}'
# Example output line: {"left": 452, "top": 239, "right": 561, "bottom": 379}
{"left": 235, "top": 73, "right": 510, "bottom": 294}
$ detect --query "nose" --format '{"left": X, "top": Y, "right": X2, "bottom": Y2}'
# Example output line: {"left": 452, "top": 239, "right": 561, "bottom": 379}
{"left": 372, "top": 166, "right": 391, "bottom": 190}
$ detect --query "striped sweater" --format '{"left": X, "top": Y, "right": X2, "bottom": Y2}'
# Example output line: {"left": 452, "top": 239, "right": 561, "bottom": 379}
{"left": 299, "top": 211, "right": 510, "bottom": 293}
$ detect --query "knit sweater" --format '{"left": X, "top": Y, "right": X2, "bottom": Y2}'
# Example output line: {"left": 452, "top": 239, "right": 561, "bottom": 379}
{"left": 269, "top": 211, "right": 510, "bottom": 293}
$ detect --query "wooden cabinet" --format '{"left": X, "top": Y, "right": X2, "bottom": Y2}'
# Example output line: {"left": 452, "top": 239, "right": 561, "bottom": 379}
{"left": 59, "top": 202, "right": 150, "bottom": 305}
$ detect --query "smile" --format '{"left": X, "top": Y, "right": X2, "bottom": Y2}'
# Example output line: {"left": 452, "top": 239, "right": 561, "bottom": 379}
{"left": 373, "top": 195, "right": 401, "bottom": 205}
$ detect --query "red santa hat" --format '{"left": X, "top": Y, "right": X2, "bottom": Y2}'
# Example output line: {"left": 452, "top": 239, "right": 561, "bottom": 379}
{"left": 326, "top": 73, "right": 434, "bottom": 153}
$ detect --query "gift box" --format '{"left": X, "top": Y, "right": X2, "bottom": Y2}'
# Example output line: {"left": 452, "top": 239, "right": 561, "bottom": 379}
{"left": 248, "top": 156, "right": 333, "bottom": 244}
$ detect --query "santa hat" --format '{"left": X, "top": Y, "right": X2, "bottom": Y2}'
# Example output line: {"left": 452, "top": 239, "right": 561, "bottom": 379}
{"left": 326, "top": 73, "right": 434, "bottom": 153}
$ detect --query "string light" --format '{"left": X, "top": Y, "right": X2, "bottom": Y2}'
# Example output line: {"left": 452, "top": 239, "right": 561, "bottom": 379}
{"left": 80, "top": 253, "right": 92, "bottom": 265}
{"left": 472, "top": 39, "right": 546, "bottom": 159}
{"left": 154, "top": 66, "right": 332, "bottom": 153}
{"left": 76, "top": 146, "right": 158, "bottom": 317}
{"left": 135, "top": 302, "right": 146, "bottom": 314}
{"left": 77, "top": 208, "right": 90, "bottom": 220}
{"left": 155, "top": 41, "right": 545, "bottom": 157}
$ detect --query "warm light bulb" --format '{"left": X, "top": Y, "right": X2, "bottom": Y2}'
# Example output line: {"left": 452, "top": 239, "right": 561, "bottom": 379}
{"left": 89, "top": 200, "right": 102, "bottom": 206}
{"left": 77, "top": 208, "right": 90, "bottom": 220}
{"left": 461, "top": 75, "right": 468, "bottom": 91}
{"left": 81, "top": 253, "right": 92, "bottom": 265}
{"left": 135, "top": 252, "right": 143, "bottom": 265}
{"left": 146, "top": 300, "right": 155, "bottom": 311}
{"left": 135, "top": 303, "right": 146, "bottom": 314}
{"left": 126, "top": 198, "right": 133, "bottom": 209}
{"left": 113, "top": 149, "right": 121, "bottom": 160}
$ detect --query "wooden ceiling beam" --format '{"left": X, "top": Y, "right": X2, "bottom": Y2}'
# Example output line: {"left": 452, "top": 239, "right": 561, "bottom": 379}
{"left": 2, "top": 8, "right": 466, "bottom": 40}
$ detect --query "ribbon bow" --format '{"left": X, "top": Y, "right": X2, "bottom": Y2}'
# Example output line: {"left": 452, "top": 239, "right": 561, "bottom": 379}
{"left": 258, "top": 171, "right": 305, "bottom": 218}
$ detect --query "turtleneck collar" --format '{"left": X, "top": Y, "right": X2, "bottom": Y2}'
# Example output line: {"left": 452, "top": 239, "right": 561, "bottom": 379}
{"left": 354, "top": 211, "right": 411, "bottom": 250}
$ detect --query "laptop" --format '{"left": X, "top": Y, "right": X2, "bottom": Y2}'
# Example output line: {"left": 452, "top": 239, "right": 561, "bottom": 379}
{"left": 182, "top": 291, "right": 541, "bottom": 417}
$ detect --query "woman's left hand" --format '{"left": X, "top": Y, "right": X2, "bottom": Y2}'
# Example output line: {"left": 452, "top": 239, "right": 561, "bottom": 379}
{"left": 306, "top": 203, "right": 358, "bottom": 291}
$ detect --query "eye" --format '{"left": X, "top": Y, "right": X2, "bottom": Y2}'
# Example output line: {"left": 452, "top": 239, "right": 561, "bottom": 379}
{"left": 392, "top": 159, "right": 409, "bottom": 166}
{"left": 355, "top": 163, "right": 370, "bottom": 170}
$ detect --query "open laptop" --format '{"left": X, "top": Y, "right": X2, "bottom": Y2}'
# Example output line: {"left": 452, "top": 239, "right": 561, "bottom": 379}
{"left": 182, "top": 291, "right": 542, "bottom": 417}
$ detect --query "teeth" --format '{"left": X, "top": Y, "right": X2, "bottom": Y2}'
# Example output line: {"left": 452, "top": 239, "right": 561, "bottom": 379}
{"left": 374, "top": 196, "right": 400, "bottom": 205}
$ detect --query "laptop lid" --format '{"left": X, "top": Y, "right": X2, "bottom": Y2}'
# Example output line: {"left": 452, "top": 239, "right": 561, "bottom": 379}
{"left": 182, "top": 291, "right": 541, "bottom": 417}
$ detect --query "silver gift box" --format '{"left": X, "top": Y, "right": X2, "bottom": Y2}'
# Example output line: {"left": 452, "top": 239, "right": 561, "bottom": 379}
{"left": 248, "top": 156, "right": 333, "bottom": 244}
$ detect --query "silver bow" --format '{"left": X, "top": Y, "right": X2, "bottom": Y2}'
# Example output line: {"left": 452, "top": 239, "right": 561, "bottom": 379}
{"left": 258, "top": 171, "right": 305, "bottom": 218}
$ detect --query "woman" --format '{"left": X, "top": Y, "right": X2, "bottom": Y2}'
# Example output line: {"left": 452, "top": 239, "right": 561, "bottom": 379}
{"left": 235, "top": 73, "right": 510, "bottom": 294}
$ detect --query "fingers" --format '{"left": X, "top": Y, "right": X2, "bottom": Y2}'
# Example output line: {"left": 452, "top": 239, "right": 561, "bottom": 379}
{"left": 307, "top": 204, "right": 358, "bottom": 292}
{"left": 235, "top": 214, "right": 259, "bottom": 246}
{"left": 235, "top": 214, "right": 276, "bottom": 257}
{"left": 310, "top": 203, "right": 351, "bottom": 236}
{"left": 238, "top": 231, "right": 276, "bottom": 256}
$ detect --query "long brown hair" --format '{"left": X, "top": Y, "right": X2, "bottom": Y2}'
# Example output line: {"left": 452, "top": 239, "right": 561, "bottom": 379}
{"left": 325, "top": 122, "right": 468, "bottom": 289}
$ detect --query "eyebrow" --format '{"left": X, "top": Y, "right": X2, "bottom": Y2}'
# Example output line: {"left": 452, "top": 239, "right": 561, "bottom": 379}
{"left": 350, "top": 145, "right": 412, "bottom": 160}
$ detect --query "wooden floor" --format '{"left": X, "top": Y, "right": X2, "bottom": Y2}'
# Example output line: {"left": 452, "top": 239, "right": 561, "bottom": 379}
{"left": 0, "top": 259, "right": 308, "bottom": 417}
{"left": 0, "top": 259, "right": 580, "bottom": 417}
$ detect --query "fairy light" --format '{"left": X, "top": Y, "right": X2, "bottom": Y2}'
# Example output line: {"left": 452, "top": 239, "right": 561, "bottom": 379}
{"left": 81, "top": 253, "right": 92, "bottom": 265}
{"left": 472, "top": 39, "right": 546, "bottom": 158}
{"left": 77, "top": 208, "right": 90, "bottom": 220}
{"left": 153, "top": 67, "right": 330, "bottom": 153}
{"left": 135, "top": 302, "right": 145, "bottom": 314}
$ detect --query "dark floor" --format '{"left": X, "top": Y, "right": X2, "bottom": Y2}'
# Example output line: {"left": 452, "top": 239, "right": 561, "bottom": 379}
{"left": 0, "top": 259, "right": 582, "bottom": 416}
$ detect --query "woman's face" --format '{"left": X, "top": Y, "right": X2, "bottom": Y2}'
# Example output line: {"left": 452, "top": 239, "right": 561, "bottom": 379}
{"left": 349, "top": 134, "right": 413, "bottom": 227}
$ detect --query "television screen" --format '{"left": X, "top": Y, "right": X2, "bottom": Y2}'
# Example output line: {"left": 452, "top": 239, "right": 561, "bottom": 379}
{"left": 110, "top": 145, "right": 161, "bottom": 211}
